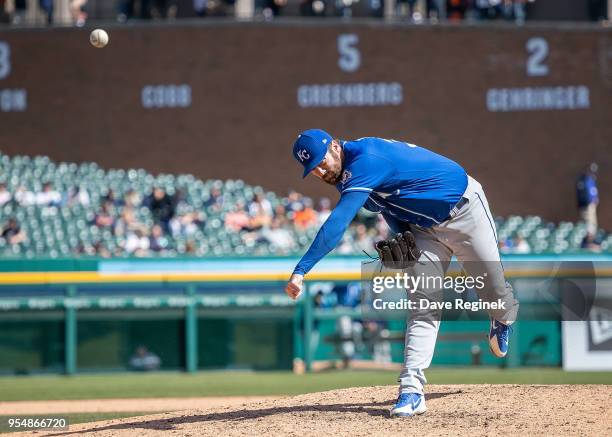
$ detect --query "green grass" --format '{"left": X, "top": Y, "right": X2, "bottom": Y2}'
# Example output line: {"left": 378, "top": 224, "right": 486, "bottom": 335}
{"left": 0, "top": 413, "right": 149, "bottom": 434}
{"left": 0, "top": 368, "right": 610, "bottom": 402}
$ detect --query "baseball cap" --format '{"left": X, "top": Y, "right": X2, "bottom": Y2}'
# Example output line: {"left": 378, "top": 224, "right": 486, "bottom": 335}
{"left": 292, "top": 129, "right": 333, "bottom": 178}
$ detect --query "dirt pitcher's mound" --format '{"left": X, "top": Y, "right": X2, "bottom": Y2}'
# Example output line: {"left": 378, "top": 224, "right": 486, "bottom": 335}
{"left": 35, "top": 385, "right": 611, "bottom": 437}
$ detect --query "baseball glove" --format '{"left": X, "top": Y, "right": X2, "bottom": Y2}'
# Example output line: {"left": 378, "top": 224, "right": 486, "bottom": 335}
{"left": 375, "top": 230, "right": 421, "bottom": 269}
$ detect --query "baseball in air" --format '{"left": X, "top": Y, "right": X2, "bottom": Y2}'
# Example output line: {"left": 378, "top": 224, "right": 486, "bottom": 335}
{"left": 90, "top": 29, "right": 109, "bottom": 48}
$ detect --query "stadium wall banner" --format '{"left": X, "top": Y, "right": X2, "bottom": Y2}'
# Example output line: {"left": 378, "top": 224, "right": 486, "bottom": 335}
{"left": 562, "top": 320, "right": 612, "bottom": 371}
{"left": 0, "top": 23, "right": 610, "bottom": 226}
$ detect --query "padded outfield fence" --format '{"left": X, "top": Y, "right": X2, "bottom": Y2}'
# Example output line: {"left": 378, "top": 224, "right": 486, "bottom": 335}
{"left": 0, "top": 255, "right": 612, "bottom": 374}
{"left": 0, "top": 254, "right": 611, "bottom": 375}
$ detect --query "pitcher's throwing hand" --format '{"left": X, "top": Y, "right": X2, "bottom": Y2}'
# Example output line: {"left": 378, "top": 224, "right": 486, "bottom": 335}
{"left": 285, "top": 273, "right": 303, "bottom": 300}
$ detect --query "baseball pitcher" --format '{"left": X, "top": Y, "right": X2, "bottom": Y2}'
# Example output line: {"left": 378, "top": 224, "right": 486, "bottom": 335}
{"left": 284, "top": 129, "right": 519, "bottom": 417}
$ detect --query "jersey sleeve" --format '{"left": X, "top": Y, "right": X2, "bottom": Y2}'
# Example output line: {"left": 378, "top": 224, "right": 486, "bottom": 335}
{"left": 292, "top": 190, "right": 370, "bottom": 276}
{"left": 340, "top": 152, "right": 394, "bottom": 195}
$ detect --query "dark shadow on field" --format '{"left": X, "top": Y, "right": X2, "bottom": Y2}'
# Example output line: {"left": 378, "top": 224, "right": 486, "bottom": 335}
{"left": 45, "top": 391, "right": 462, "bottom": 436}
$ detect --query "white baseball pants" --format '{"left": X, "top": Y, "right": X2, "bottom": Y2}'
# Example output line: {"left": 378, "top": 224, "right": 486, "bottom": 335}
{"left": 398, "top": 175, "right": 519, "bottom": 394}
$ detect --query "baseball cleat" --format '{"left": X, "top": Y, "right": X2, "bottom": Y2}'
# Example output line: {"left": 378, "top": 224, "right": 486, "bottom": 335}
{"left": 489, "top": 319, "right": 513, "bottom": 358}
{"left": 390, "top": 393, "right": 427, "bottom": 417}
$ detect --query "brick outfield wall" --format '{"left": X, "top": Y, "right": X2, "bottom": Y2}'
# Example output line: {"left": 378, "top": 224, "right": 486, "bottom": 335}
{"left": 0, "top": 23, "right": 610, "bottom": 228}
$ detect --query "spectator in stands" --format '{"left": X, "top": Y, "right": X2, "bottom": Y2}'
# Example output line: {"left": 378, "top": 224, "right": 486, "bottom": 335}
{"left": 337, "top": 232, "right": 355, "bottom": 254}
{"left": 35, "top": 182, "right": 61, "bottom": 207}
{"left": 9, "top": 0, "right": 25, "bottom": 24}
{"left": 170, "top": 210, "right": 205, "bottom": 237}
{"left": 474, "top": 0, "right": 530, "bottom": 22}
{"left": 474, "top": 0, "right": 502, "bottom": 19}
{"left": 406, "top": 0, "right": 421, "bottom": 21}
{"left": 273, "top": 204, "right": 290, "bottom": 228}
{"left": 286, "top": 190, "right": 304, "bottom": 215}
{"left": 173, "top": 187, "right": 190, "bottom": 211}
{"left": 400, "top": 0, "right": 441, "bottom": 22}
{"left": 447, "top": 0, "right": 469, "bottom": 20}
{"left": 576, "top": 162, "right": 599, "bottom": 236}
{"left": 498, "top": 239, "right": 510, "bottom": 253}
{"left": 14, "top": 185, "right": 34, "bottom": 206}
{"left": 124, "top": 188, "right": 142, "bottom": 209}
{"left": 249, "top": 192, "right": 273, "bottom": 217}
{"left": 224, "top": 202, "right": 251, "bottom": 232}
{"left": 505, "top": 0, "right": 529, "bottom": 24}
{"left": 1, "top": 218, "right": 26, "bottom": 245}
{"left": 293, "top": 197, "right": 318, "bottom": 230}
{"left": 114, "top": 206, "right": 147, "bottom": 237}
{"left": 102, "top": 189, "right": 124, "bottom": 207}
{"left": 353, "top": 223, "right": 375, "bottom": 253}
{"left": 581, "top": 232, "right": 602, "bottom": 252}
{"left": 333, "top": 0, "right": 358, "bottom": 18}
{"left": 512, "top": 235, "right": 530, "bottom": 254}
{"left": 0, "top": 183, "right": 11, "bottom": 206}
{"left": 317, "top": 197, "right": 332, "bottom": 224}
{"left": 261, "top": 0, "right": 286, "bottom": 18}
{"left": 7, "top": 0, "right": 52, "bottom": 24}
{"left": 92, "top": 241, "right": 112, "bottom": 258}
{"left": 185, "top": 239, "right": 197, "bottom": 254}
{"left": 395, "top": 0, "right": 410, "bottom": 18}
{"left": 261, "top": 217, "right": 295, "bottom": 253}
{"left": 149, "top": 224, "right": 169, "bottom": 252}
{"left": 194, "top": 0, "right": 208, "bottom": 16}
{"left": 204, "top": 186, "right": 224, "bottom": 212}
{"left": 9, "top": 0, "right": 55, "bottom": 24}
{"left": 0, "top": 0, "right": 8, "bottom": 23}
{"left": 374, "top": 215, "right": 389, "bottom": 241}
{"left": 94, "top": 200, "right": 116, "bottom": 228}
{"left": 145, "top": 187, "right": 175, "bottom": 233}
{"left": 40, "top": 0, "right": 53, "bottom": 23}
{"left": 151, "top": 0, "right": 177, "bottom": 19}
{"left": 118, "top": 0, "right": 152, "bottom": 22}
{"left": 124, "top": 228, "right": 150, "bottom": 256}
{"left": 248, "top": 192, "right": 273, "bottom": 230}
{"left": 69, "top": 0, "right": 87, "bottom": 26}
{"left": 129, "top": 346, "right": 161, "bottom": 371}
{"left": 65, "top": 185, "right": 90, "bottom": 207}
{"left": 299, "top": 0, "right": 327, "bottom": 17}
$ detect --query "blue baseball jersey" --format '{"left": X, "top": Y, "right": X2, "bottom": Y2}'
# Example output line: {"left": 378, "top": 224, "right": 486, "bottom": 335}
{"left": 293, "top": 137, "right": 468, "bottom": 275}
{"left": 338, "top": 137, "right": 467, "bottom": 227}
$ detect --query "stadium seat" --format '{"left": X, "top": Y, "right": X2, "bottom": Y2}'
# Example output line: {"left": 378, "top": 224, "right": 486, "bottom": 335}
{"left": 0, "top": 153, "right": 608, "bottom": 257}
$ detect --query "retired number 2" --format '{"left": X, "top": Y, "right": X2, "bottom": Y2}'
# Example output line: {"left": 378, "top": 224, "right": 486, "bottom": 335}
{"left": 526, "top": 37, "right": 549, "bottom": 77}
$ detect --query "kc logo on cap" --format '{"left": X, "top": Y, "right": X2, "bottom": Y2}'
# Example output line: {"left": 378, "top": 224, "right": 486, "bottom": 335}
{"left": 297, "top": 149, "right": 310, "bottom": 162}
